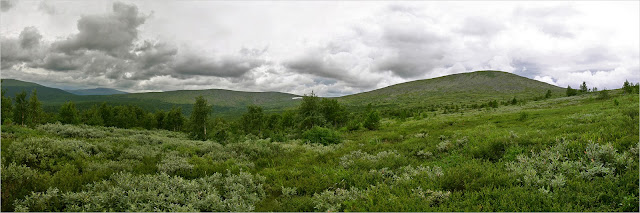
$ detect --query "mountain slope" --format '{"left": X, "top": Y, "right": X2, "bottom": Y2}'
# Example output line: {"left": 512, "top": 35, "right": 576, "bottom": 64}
{"left": 1, "top": 79, "right": 301, "bottom": 117}
{"left": 338, "top": 71, "right": 565, "bottom": 107}
{"left": 67, "top": 88, "right": 128, "bottom": 95}
{"left": 1, "top": 71, "right": 563, "bottom": 116}
{"left": 1, "top": 79, "right": 77, "bottom": 102}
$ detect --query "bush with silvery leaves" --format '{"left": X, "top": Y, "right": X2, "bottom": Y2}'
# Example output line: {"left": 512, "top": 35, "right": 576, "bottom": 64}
{"left": 15, "top": 171, "right": 266, "bottom": 212}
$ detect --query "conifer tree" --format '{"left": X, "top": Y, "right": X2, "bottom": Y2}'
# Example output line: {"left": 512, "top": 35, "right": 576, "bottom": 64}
{"left": 580, "top": 81, "right": 588, "bottom": 93}
{"left": 27, "top": 89, "right": 43, "bottom": 126}
{"left": 545, "top": 89, "right": 552, "bottom": 98}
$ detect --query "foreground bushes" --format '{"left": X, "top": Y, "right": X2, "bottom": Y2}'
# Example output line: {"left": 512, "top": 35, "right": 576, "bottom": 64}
{"left": 15, "top": 172, "right": 266, "bottom": 212}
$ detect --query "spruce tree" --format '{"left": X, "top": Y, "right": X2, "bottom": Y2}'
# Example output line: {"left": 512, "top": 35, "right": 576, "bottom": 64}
{"left": 623, "top": 80, "right": 633, "bottom": 94}
{"left": 545, "top": 89, "right": 552, "bottom": 98}
{"left": 580, "top": 81, "right": 588, "bottom": 93}
{"left": 27, "top": 89, "right": 43, "bottom": 126}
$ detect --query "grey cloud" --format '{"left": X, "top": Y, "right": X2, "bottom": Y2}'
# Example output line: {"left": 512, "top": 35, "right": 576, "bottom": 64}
{"left": 52, "top": 1, "right": 146, "bottom": 57}
{"left": 172, "top": 54, "right": 263, "bottom": 78}
{"left": 40, "top": 52, "right": 83, "bottom": 71}
{"left": 375, "top": 18, "right": 449, "bottom": 78}
{"left": 19, "top": 26, "right": 42, "bottom": 49}
{"left": 38, "top": 0, "right": 56, "bottom": 15}
{"left": 1, "top": 27, "right": 45, "bottom": 69}
{"left": 134, "top": 41, "right": 177, "bottom": 70}
{"left": 284, "top": 54, "right": 349, "bottom": 81}
{"left": 457, "top": 16, "right": 504, "bottom": 36}
{"left": 1, "top": 0, "right": 15, "bottom": 12}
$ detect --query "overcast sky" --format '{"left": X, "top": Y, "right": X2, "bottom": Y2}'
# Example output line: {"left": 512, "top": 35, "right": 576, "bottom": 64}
{"left": 1, "top": 0, "right": 638, "bottom": 96}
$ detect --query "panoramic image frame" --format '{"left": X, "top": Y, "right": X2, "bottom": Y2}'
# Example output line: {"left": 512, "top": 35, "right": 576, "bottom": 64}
{"left": 1, "top": 0, "right": 639, "bottom": 212}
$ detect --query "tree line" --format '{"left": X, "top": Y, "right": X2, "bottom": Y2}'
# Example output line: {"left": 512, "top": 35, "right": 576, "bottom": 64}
{"left": 1, "top": 90, "right": 381, "bottom": 144}
{"left": 566, "top": 80, "right": 639, "bottom": 97}
{"left": 1, "top": 89, "right": 185, "bottom": 131}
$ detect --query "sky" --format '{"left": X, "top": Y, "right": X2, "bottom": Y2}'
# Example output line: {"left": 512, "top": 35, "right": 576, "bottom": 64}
{"left": 1, "top": 0, "right": 638, "bottom": 96}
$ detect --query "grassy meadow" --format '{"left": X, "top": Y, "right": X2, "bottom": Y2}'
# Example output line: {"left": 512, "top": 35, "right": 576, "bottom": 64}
{"left": 1, "top": 86, "right": 637, "bottom": 211}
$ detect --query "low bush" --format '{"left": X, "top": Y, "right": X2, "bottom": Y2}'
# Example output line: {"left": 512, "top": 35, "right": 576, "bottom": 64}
{"left": 302, "top": 126, "right": 341, "bottom": 145}
{"left": 15, "top": 171, "right": 266, "bottom": 212}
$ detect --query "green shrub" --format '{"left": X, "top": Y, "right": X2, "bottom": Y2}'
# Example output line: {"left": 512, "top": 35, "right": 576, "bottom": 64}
{"left": 302, "top": 126, "right": 341, "bottom": 145}
{"left": 346, "top": 119, "right": 361, "bottom": 131}
{"left": 363, "top": 111, "right": 381, "bottom": 130}
{"left": 15, "top": 171, "right": 266, "bottom": 212}
{"left": 1, "top": 163, "right": 50, "bottom": 212}
{"left": 470, "top": 139, "right": 507, "bottom": 161}
{"left": 312, "top": 187, "right": 367, "bottom": 212}
{"left": 596, "top": 90, "right": 609, "bottom": 100}
{"left": 517, "top": 111, "right": 529, "bottom": 121}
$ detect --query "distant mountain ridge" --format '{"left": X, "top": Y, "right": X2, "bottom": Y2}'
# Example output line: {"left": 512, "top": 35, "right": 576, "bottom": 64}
{"left": 66, "top": 88, "right": 128, "bottom": 96}
{"left": 1, "top": 71, "right": 566, "bottom": 116}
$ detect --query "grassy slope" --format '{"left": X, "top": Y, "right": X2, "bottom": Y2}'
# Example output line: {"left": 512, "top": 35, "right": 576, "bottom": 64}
{"left": 2, "top": 90, "right": 637, "bottom": 211}
{"left": 338, "top": 71, "right": 565, "bottom": 108}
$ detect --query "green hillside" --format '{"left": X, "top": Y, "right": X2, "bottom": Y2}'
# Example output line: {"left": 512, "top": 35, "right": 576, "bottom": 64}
{"left": 1, "top": 71, "right": 564, "bottom": 116}
{"left": 116, "top": 89, "right": 300, "bottom": 108}
{"left": 0, "top": 79, "right": 77, "bottom": 103}
{"left": 66, "top": 88, "right": 128, "bottom": 96}
{"left": 338, "top": 71, "right": 565, "bottom": 108}
{"left": 1, "top": 79, "right": 301, "bottom": 117}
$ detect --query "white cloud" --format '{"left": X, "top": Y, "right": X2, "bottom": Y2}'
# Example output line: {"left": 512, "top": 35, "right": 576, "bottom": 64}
{"left": 534, "top": 76, "right": 558, "bottom": 86}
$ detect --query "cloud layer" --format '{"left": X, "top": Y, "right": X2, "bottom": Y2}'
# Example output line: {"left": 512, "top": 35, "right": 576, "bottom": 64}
{"left": 1, "top": 1, "right": 638, "bottom": 96}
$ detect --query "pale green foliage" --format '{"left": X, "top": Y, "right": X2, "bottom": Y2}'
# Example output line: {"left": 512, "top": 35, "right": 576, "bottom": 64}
{"left": 313, "top": 187, "right": 367, "bottom": 212}
{"left": 416, "top": 150, "right": 433, "bottom": 159}
{"left": 157, "top": 152, "right": 194, "bottom": 175}
{"left": 8, "top": 138, "right": 97, "bottom": 170}
{"left": 436, "top": 140, "right": 452, "bottom": 152}
{"left": 38, "top": 123, "right": 108, "bottom": 138}
{"left": 395, "top": 165, "right": 444, "bottom": 182}
{"left": 436, "top": 136, "right": 468, "bottom": 153}
{"left": 281, "top": 186, "right": 297, "bottom": 197}
{"left": 15, "top": 171, "right": 266, "bottom": 212}
{"left": 507, "top": 139, "right": 632, "bottom": 192}
{"left": 339, "top": 150, "right": 401, "bottom": 169}
{"left": 412, "top": 187, "right": 451, "bottom": 206}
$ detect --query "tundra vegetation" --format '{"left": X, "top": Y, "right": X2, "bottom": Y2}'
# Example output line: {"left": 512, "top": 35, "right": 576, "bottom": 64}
{"left": 1, "top": 76, "right": 639, "bottom": 212}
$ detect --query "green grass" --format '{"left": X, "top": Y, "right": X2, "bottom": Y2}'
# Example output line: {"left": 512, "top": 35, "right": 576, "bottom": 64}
{"left": 2, "top": 88, "right": 637, "bottom": 212}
